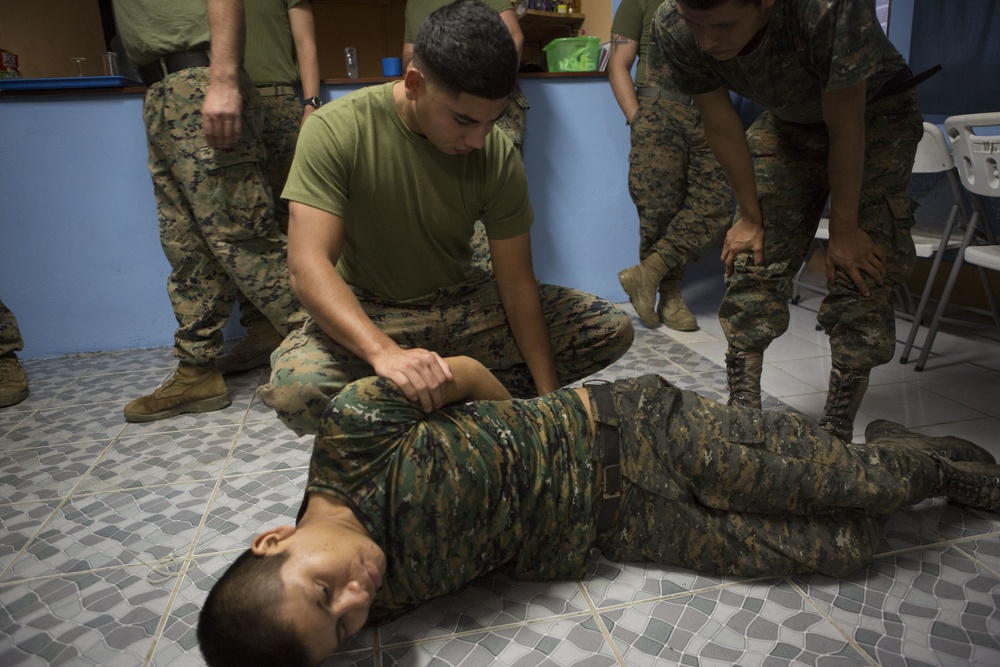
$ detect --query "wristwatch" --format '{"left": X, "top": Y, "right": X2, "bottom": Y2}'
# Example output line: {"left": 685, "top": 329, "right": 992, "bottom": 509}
{"left": 303, "top": 96, "right": 323, "bottom": 109}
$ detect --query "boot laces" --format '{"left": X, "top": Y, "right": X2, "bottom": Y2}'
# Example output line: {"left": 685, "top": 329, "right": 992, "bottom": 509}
{"left": 936, "top": 457, "right": 1000, "bottom": 508}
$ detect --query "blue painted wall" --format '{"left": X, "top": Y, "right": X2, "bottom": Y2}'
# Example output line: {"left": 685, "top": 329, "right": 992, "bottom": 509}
{"left": 0, "top": 77, "right": 633, "bottom": 359}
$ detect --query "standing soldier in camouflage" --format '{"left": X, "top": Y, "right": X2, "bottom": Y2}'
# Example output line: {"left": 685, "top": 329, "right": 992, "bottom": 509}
{"left": 610, "top": 0, "right": 731, "bottom": 331}
{"left": 215, "top": 0, "right": 322, "bottom": 375}
{"left": 257, "top": 1, "right": 633, "bottom": 437}
{"left": 649, "top": 0, "right": 924, "bottom": 440}
{"left": 197, "top": 355, "right": 1000, "bottom": 667}
{"left": 113, "top": 0, "right": 305, "bottom": 422}
{"left": 0, "top": 299, "right": 29, "bottom": 408}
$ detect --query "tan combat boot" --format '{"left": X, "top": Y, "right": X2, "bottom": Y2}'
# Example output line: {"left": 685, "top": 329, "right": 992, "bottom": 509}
{"left": 124, "top": 362, "right": 230, "bottom": 422}
{"left": 618, "top": 253, "right": 669, "bottom": 328}
{"left": 0, "top": 354, "right": 29, "bottom": 408}
{"left": 725, "top": 349, "right": 763, "bottom": 409}
{"left": 818, "top": 367, "right": 869, "bottom": 442}
{"left": 657, "top": 281, "right": 698, "bottom": 331}
{"left": 215, "top": 319, "right": 284, "bottom": 374}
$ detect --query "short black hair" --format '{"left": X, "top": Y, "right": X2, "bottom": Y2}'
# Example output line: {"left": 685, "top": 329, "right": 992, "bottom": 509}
{"left": 198, "top": 550, "right": 312, "bottom": 667}
{"left": 412, "top": 0, "right": 518, "bottom": 100}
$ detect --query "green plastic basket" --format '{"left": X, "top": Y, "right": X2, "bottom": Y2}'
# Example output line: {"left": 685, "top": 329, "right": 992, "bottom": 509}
{"left": 543, "top": 36, "right": 600, "bottom": 72}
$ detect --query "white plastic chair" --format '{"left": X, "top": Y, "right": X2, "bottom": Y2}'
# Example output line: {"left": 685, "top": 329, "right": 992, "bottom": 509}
{"left": 907, "top": 112, "right": 1000, "bottom": 371}
{"left": 899, "top": 122, "right": 973, "bottom": 363}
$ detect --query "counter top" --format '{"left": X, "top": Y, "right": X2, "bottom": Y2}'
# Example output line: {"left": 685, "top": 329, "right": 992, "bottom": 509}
{"left": 0, "top": 70, "right": 607, "bottom": 98}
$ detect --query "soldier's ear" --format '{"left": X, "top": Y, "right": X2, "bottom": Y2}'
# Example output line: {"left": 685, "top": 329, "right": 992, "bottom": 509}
{"left": 251, "top": 525, "right": 296, "bottom": 555}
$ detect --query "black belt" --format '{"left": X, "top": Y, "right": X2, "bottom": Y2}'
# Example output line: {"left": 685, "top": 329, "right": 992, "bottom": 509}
{"left": 255, "top": 84, "right": 295, "bottom": 96}
{"left": 585, "top": 381, "right": 622, "bottom": 534}
{"left": 139, "top": 49, "right": 211, "bottom": 87}
{"left": 869, "top": 64, "right": 941, "bottom": 104}
{"left": 635, "top": 85, "right": 694, "bottom": 106}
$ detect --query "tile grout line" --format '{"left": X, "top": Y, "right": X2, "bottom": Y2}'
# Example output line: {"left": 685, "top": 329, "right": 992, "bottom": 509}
{"left": 576, "top": 581, "right": 627, "bottom": 666}
{"left": 784, "top": 577, "right": 880, "bottom": 667}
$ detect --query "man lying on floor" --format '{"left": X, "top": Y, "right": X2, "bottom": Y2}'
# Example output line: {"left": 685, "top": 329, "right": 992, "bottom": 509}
{"left": 197, "top": 355, "right": 999, "bottom": 667}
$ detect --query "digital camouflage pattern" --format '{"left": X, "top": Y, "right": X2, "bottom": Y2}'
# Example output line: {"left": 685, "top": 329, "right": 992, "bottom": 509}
{"left": 0, "top": 299, "right": 24, "bottom": 356}
{"left": 232, "top": 89, "right": 301, "bottom": 328}
{"left": 495, "top": 84, "right": 529, "bottom": 156}
{"left": 258, "top": 90, "right": 301, "bottom": 231}
{"left": 304, "top": 371, "right": 941, "bottom": 629}
{"left": 259, "top": 279, "right": 634, "bottom": 435}
{"left": 305, "top": 375, "right": 596, "bottom": 624}
{"left": 718, "top": 90, "right": 922, "bottom": 371}
{"left": 649, "top": 0, "right": 921, "bottom": 374}
{"left": 597, "top": 375, "right": 938, "bottom": 577}
{"left": 628, "top": 96, "right": 731, "bottom": 282}
{"left": 143, "top": 68, "right": 305, "bottom": 364}
{"left": 651, "top": 0, "right": 909, "bottom": 124}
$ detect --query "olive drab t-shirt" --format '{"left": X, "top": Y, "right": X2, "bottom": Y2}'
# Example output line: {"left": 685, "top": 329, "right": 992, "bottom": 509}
{"left": 302, "top": 377, "right": 597, "bottom": 624}
{"left": 243, "top": 0, "right": 303, "bottom": 85}
{"left": 403, "top": 0, "right": 515, "bottom": 42}
{"left": 648, "top": 0, "right": 910, "bottom": 124}
{"left": 610, "top": 0, "right": 664, "bottom": 88}
{"left": 281, "top": 82, "right": 533, "bottom": 300}
{"left": 112, "top": 0, "right": 211, "bottom": 68}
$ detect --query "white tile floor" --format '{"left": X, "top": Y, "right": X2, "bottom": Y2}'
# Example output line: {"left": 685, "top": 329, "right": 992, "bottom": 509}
{"left": 1, "top": 258, "right": 999, "bottom": 666}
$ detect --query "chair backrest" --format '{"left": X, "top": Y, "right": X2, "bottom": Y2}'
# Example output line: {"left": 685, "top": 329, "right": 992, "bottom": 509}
{"left": 944, "top": 112, "right": 1000, "bottom": 198}
{"left": 913, "top": 122, "right": 954, "bottom": 174}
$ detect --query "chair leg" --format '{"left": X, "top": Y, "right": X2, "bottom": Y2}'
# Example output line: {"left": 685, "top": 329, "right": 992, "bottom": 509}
{"left": 915, "top": 213, "right": 982, "bottom": 371}
{"left": 900, "top": 206, "right": 959, "bottom": 364}
{"left": 791, "top": 239, "right": 820, "bottom": 305}
{"left": 976, "top": 265, "right": 1000, "bottom": 329}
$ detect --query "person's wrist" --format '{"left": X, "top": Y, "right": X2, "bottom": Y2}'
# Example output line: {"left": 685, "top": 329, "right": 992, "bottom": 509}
{"left": 303, "top": 96, "right": 323, "bottom": 109}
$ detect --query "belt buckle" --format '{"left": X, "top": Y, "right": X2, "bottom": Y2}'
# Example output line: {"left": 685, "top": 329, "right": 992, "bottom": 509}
{"left": 158, "top": 57, "right": 170, "bottom": 79}
{"left": 601, "top": 462, "right": 621, "bottom": 500}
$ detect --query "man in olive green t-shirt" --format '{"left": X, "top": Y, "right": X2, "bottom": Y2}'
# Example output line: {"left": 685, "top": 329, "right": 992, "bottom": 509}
{"left": 258, "top": 0, "right": 633, "bottom": 436}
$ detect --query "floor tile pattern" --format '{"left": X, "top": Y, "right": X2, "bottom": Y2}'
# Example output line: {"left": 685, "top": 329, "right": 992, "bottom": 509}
{"left": 2, "top": 289, "right": 999, "bottom": 666}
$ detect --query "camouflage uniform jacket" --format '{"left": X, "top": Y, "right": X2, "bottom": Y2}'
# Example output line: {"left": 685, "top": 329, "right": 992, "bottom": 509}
{"left": 650, "top": 0, "right": 910, "bottom": 124}
{"left": 299, "top": 377, "right": 598, "bottom": 624}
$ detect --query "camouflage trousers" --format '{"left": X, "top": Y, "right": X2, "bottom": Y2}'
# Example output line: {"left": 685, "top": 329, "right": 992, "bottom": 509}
{"left": 594, "top": 375, "right": 939, "bottom": 577}
{"left": 628, "top": 96, "right": 731, "bottom": 280}
{"left": 720, "top": 90, "right": 923, "bottom": 371}
{"left": 143, "top": 68, "right": 304, "bottom": 364}
{"left": 259, "top": 279, "right": 634, "bottom": 435}
{"left": 234, "top": 87, "right": 302, "bottom": 327}
{"left": 257, "top": 88, "right": 301, "bottom": 234}
{"left": 0, "top": 299, "right": 24, "bottom": 356}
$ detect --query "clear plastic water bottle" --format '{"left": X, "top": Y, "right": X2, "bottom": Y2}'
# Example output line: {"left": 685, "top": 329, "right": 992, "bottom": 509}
{"left": 345, "top": 47, "right": 359, "bottom": 79}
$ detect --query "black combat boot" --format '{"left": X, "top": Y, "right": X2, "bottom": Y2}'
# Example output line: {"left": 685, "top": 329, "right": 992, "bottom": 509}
{"left": 725, "top": 349, "right": 763, "bottom": 410}
{"left": 932, "top": 455, "right": 1000, "bottom": 513}
{"left": 865, "top": 420, "right": 996, "bottom": 464}
{"left": 819, "top": 367, "right": 869, "bottom": 441}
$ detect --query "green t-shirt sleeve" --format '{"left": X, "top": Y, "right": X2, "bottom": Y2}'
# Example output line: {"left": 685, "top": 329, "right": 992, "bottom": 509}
{"left": 611, "top": 0, "right": 643, "bottom": 40}
{"left": 281, "top": 106, "right": 353, "bottom": 218}
{"left": 480, "top": 135, "right": 533, "bottom": 240}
